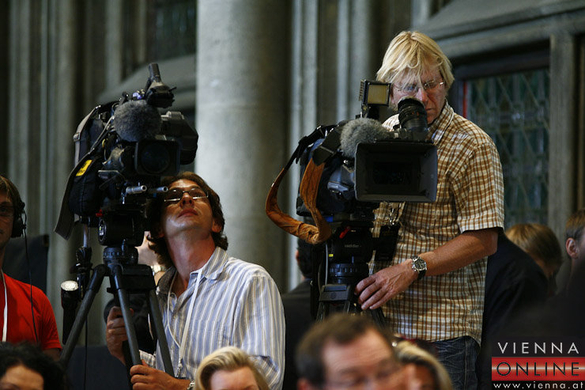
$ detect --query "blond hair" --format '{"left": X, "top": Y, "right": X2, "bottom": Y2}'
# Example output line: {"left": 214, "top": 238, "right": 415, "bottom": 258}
{"left": 195, "top": 347, "right": 269, "bottom": 390}
{"left": 505, "top": 223, "right": 563, "bottom": 270}
{"left": 395, "top": 341, "right": 453, "bottom": 390}
{"left": 377, "top": 31, "right": 454, "bottom": 90}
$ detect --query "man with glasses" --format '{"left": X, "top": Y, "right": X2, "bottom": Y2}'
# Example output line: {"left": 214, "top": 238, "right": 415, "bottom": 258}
{"left": 354, "top": 31, "right": 505, "bottom": 388}
{"left": 106, "top": 171, "right": 285, "bottom": 390}
{"left": 296, "top": 313, "right": 403, "bottom": 390}
{"left": 0, "top": 175, "right": 61, "bottom": 360}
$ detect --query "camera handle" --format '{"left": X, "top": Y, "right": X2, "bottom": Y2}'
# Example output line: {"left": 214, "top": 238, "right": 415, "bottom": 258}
{"left": 60, "top": 246, "right": 173, "bottom": 379}
{"left": 314, "top": 224, "right": 387, "bottom": 327}
{"left": 316, "top": 283, "right": 386, "bottom": 327}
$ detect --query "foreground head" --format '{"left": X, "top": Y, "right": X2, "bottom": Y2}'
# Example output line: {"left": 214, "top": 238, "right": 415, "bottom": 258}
{"left": 0, "top": 176, "right": 25, "bottom": 245}
{"left": 195, "top": 346, "right": 268, "bottom": 390}
{"left": 395, "top": 341, "right": 452, "bottom": 390}
{"left": 0, "top": 342, "right": 66, "bottom": 390}
{"left": 147, "top": 172, "right": 228, "bottom": 268}
{"left": 296, "top": 313, "right": 401, "bottom": 390}
{"left": 376, "top": 31, "right": 453, "bottom": 124}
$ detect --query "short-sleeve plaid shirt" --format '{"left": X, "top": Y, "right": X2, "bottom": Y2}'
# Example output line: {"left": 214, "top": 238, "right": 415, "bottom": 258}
{"left": 372, "top": 101, "right": 505, "bottom": 343}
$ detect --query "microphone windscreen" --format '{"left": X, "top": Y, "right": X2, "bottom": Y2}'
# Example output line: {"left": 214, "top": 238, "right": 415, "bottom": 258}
{"left": 114, "top": 100, "right": 162, "bottom": 142}
{"left": 339, "top": 118, "right": 390, "bottom": 158}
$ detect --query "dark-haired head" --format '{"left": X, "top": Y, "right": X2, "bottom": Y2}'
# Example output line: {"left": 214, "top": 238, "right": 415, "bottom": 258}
{"left": 146, "top": 172, "right": 228, "bottom": 268}
{"left": 0, "top": 342, "right": 67, "bottom": 389}
{"left": 295, "top": 313, "right": 397, "bottom": 387}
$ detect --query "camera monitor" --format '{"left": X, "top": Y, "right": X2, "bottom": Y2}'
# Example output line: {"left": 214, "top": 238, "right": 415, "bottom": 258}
{"left": 354, "top": 141, "right": 437, "bottom": 203}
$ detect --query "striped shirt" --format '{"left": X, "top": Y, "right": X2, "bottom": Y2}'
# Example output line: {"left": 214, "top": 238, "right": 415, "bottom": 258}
{"left": 141, "top": 247, "right": 285, "bottom": 389}
{"left": 372, "top": 101, "right": 505, "bottom": 343}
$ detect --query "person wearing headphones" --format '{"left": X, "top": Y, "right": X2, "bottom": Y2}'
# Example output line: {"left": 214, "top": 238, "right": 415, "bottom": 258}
{"left": 0, "top": 175, "right": 61, "bottom": 360}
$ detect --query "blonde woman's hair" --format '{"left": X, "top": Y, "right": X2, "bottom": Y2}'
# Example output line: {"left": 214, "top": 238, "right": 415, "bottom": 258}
{"left": 377, "top": 31, "right": 454, "bottom": 91}
{"left": 195, "top": 347, "right": 269, "bottom": 390}
{"left": 395, "top": 341, "right": 453, "bottom": 390}
{"left": 505, "top": 223, "right": 563, "bottom": 270}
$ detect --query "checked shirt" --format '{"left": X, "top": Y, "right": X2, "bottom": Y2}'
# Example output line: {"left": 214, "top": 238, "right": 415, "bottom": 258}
{"left": 372, "top": 101, "right": 505, "bottom": 343}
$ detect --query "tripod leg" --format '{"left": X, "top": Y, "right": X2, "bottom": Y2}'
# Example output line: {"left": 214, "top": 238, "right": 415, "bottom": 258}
{"left": 60, "top": 264, "right": 108, "bottom": 367}
{"left": 147, "top": 289, "right": 174, "bottom": 375}
{"left": 111, "top": 264, "right": 143, "bottom": 367}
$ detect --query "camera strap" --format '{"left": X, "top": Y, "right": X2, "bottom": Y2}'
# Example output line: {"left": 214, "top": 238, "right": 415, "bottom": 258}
{"left": 266, "top": 158, "right": 332, "bottom": 244}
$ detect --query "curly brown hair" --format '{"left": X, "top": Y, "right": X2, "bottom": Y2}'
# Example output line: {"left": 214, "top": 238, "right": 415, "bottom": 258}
{"left": 146, "top": 172, "right": 228, "bottom": 268}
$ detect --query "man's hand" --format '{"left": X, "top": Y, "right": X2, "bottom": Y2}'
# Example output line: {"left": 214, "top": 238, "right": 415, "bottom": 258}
{"left": 130, "top": 362, "right": 190, "bottom": 390}
{"left": 355, "top": 261, "right": 417, "bottom": 310}
{"left": 106, "top": 306, "right": 129, "bottom": 364}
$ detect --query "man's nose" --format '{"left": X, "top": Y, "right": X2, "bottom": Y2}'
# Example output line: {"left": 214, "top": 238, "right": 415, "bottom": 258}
{"left": 415, "top": 87, "right": 429, "bottom": 102}
{"left": 180, "top": 192, "right": 195, "bottom": 205}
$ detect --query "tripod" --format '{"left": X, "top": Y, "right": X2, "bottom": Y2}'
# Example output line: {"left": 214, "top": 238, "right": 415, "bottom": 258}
{"left": 60, "top": 243, "right": 173, "bottom": 376}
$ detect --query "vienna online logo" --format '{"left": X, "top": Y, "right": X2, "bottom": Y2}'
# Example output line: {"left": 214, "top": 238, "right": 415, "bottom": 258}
{"left": 492, "top": 337, "right": 585, "bottom": 388}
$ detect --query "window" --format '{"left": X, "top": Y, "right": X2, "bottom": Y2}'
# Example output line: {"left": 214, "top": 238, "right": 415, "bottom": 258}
{"left": 454, "top": 50, "right": 550, "bottom": 227}
{"left": 150, "top": 0, "right": 196, "bottom": 61}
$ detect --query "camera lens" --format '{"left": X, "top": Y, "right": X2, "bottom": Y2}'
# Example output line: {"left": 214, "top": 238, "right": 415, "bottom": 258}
{"left": 140, "top": 142, "right": 171, "bottom": 174}
{"left": 134, "top": 139, "right": 179, "bottom": 176}
{"left": 397, "top": 97, "right": 428, "bottom": 134}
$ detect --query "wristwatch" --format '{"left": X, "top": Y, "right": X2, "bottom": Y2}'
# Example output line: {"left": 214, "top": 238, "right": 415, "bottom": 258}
{"left": 411, "top": 255, "right": 427, "bottom": 280}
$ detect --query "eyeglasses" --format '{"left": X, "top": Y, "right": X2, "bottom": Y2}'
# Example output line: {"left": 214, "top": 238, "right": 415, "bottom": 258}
{"left": 0, "top": 205, "right": 14, "bottom": 218}
{"left": 393, "top": 79, "right": 445, "bottom": 95}
{"left": 164, "top": 187, "right": 208, "bottom": 203}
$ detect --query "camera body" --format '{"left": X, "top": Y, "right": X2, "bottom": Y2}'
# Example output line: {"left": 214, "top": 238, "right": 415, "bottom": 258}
{"left": 297, "top": 81, "right": 437, "bottom": 223}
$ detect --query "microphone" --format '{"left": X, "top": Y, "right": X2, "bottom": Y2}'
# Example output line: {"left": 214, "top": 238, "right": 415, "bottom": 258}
{"left": 114, "top": 100, "right": 162, "bottom": 142}
{"left": 339, "top": 118, "right": 391, "bottom": 158}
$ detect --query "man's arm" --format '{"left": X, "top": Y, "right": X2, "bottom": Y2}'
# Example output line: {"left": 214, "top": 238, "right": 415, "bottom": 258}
{"left": 107, "top": 307, "right": 190, "bottom": 389}
{"left": 355, "top": 227, "right": 499, "bottom": 310}
{"left": 236, "top": 270, "right": 286, "bottom": 390}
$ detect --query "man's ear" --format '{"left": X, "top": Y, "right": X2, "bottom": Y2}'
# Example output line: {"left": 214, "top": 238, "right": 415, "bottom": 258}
{"left": 566, "top": 238, "right": 578, "bottom": 260}
{"left": 212, "top": 219, "right": 222, "bottom": 234}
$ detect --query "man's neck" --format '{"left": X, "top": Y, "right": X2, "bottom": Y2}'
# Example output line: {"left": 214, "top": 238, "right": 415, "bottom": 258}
{"left": 167, "top": 235, "right": 217, "bottom": 296}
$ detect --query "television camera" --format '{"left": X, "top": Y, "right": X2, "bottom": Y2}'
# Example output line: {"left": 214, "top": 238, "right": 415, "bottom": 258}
{"left": 266, "top": 80, "right": 438, "bottom": 322}
{"left": 55, "top": 63, "right": 197, "bottom": 374}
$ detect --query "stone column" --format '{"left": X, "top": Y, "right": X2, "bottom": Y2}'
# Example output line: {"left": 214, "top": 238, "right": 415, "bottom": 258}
{"left": 196, "top": 0, "right": 289, "bottom": 285}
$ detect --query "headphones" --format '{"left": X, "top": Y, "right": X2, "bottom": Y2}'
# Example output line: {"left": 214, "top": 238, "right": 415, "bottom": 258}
{"left": 11, "top": 203, "right": 25, "bottom": 238}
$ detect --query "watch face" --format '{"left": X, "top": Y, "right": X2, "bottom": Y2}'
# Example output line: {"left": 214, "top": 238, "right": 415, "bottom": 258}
{"left": 413, "top": 257, "right": 427, "bottom": 271}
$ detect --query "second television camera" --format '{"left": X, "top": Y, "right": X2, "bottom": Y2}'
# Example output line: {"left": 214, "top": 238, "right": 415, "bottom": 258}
{"left": 266, "top": 79, "right": 438, "bottom": 321}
